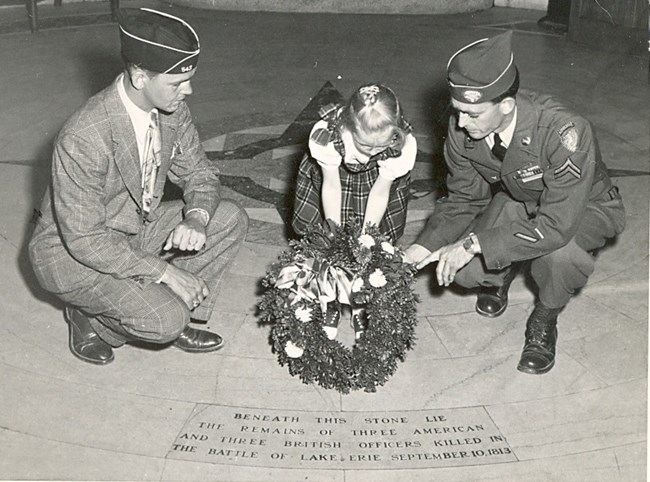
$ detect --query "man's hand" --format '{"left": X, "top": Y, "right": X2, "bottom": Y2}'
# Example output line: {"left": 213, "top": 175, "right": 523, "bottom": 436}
{"left": 163, "top": 213, "right": 207, "bottom": 252}
{"left": 160, "top": 263, "right": 209, "bottom": 310}
{"left": 417, "top": 239, "right": 475, "bottom": 287}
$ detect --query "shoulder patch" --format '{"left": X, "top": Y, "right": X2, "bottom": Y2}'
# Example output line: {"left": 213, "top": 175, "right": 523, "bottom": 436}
{"left": 558, "top": 121, "right": 578, "bottom": 153}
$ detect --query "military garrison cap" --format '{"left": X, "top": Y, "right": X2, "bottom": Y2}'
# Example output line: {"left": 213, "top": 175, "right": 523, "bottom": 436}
{"left": 447, "top": 30, "right": 517, "bottom": 104}
{"left": 118, "top": 8, "right": 200, "bottom": 75}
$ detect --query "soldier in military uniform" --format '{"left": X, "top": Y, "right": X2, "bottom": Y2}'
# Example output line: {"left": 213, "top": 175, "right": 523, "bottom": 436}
{"left": 405, "top": 31, "right": 625, "bottom": 374}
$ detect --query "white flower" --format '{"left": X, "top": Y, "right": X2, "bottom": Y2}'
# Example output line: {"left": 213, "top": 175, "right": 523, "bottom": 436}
{"left": 351, "top": 277, "right": 365, "bottom": 293}
{"left": 358, "top": 234, "right": 375, "bottom": 248}
{"left": 295, "top": 306, "right": 313, "bottom": 323}
{"left": 369, "top": 269, "right": 387, "bottom": 288}
{"left": 285, "top": 341, "right": 304, "bottom": 358}
{"left": 381, "top": 241, "right": 395, "bottom": 255}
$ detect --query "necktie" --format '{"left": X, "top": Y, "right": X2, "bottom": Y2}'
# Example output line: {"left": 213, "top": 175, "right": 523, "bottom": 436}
{"left": 492, "top": 132, "right": 507, "bottom": 161}
{"left": 142, "top": 111, "right": 161, "bottom": 213}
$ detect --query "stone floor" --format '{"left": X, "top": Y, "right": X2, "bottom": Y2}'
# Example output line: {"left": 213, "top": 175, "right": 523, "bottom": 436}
{"left": 0, "top": 1, "right": 647, "bottom": 481}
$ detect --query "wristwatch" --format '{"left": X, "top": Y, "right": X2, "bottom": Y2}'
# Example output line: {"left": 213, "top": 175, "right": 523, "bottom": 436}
{"left": 462, "top": 232, "right": 481, "bottom": 255}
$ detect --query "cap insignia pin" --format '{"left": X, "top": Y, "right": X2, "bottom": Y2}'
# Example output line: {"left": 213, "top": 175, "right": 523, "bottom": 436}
{"left": 463, "top": 90, "right": 482, "bottom": 103}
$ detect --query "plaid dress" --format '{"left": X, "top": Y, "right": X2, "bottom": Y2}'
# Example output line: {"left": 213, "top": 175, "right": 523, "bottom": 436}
{"left": 292, "top": 107, "right": 413, "bottom": 242}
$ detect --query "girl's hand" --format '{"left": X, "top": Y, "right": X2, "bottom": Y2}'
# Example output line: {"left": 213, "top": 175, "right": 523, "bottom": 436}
{"left": 402, "top": 244, "right": 432, "bottom": 265}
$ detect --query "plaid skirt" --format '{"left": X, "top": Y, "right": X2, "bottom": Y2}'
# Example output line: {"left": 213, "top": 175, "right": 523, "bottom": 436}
{"left": 292, "top": 154, "right": 411, "bottom": 242}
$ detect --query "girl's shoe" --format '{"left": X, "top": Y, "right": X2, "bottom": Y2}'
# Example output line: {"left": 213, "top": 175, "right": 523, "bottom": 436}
{"left": 322, "top": 302, "right": 341, "bottom": 340}
{"left": 352, "top": 311, "right": 367, "bottom": 340}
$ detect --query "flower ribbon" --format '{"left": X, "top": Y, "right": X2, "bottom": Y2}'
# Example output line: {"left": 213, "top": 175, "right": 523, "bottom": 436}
{"left": 275, "top": 257, "right": 354, "bottom": 312}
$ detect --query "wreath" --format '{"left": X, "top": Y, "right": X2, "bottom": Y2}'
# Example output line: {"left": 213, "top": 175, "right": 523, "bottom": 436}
{"left": 258, "top": 219, "right": 419, "bottom": 393}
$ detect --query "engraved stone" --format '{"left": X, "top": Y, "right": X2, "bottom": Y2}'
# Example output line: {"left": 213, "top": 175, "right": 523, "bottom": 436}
{"left": 168, "top": 405, "right": 516, "bottom": 469}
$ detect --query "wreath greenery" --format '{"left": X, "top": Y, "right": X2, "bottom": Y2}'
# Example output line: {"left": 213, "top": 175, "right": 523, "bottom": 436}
{"left": 259, "top": 219, "right": 419, "bottom": 393}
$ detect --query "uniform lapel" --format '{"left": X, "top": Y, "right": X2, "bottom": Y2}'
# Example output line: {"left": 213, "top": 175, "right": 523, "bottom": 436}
{"left": 501, "top": 93, "right": 540, "bottom": 175}
{"left": 464, "top": 134, "right": 502, "bottom": 173}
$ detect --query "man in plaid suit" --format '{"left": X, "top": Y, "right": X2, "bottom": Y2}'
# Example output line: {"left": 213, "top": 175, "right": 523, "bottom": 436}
{"left": 29, "top": 8, "right": 248, "bottom": 365}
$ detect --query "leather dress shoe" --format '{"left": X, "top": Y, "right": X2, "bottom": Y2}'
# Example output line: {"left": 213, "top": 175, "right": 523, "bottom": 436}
{"left": 65, "top": 306, "right": 114, "bottom": 365}
{"left": 173, "top": 327, "right": 224, "bottom": 353}
{"left": 517, "top": 302, "right": 562, "bottom": 375}
{"left": 475, "top": 268, "right": 517, "bottom": 318}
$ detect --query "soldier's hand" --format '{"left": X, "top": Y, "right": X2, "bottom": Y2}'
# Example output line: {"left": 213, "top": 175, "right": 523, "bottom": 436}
{"left": 428, "top": 239, "right": 474, "bottom": 287}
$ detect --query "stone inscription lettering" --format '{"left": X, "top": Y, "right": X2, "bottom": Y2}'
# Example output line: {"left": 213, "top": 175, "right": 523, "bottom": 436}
{"left": 207, "top": 448, "right": 259, "bottom": 459}
{"left": 414, "top": 424, "right": 484, "bottom": 435}
{"left": 316, "top": 417, "right": 346, "bottom": 423}
{"left": 168, "top": 405, "right": 516, "bottom": 469}
{"left": 234, "top": 412, "right": 300, "bottom": 423}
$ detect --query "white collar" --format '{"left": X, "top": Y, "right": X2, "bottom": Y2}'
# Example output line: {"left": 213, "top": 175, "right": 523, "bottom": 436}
{"left": 492, "top": 107, "right": 517, "bottom": 147}
{"left": 116, "top": 73, "right": 158, "bottom": 161}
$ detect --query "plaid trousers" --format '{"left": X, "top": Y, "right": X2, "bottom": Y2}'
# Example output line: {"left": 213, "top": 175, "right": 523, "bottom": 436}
{"left": 58, "top": 199, "right": 248, "bottom": 346}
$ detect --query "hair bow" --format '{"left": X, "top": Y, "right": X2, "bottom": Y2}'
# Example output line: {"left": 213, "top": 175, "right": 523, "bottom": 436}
{"left": 359, "top": 85, "right": 380, "bottom": 103}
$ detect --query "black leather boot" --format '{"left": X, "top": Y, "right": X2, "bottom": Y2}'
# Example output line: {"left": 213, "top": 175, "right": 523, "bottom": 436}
{"left": 476, "top": 267, "right": 517, "bottom": 317}
{"left": 517, "top": 302, "right": 562, "bottom": 375}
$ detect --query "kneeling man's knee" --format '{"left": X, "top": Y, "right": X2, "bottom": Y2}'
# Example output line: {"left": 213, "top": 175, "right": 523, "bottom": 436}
{"left": 128, "top": 298, "right": 189, "bottom": 344}
{"left": 155, "top": 300, "right": 190, "bottom": 343}
{"left": 454, "top": 258, "right": 486, "bottom": 289}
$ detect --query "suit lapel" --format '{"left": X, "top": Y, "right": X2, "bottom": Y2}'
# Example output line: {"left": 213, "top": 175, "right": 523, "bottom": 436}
{"left": 105, "top": 79, "right": 144, "bottom": 207}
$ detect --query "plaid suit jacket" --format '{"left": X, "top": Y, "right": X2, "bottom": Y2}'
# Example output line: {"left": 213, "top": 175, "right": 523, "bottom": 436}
{"left": 29, "top": 76, "right": 222, "bottom": 294}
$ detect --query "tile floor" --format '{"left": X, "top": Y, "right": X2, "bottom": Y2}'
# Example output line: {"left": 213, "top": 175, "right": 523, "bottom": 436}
{"left": 0, "top": 1, "right": 647, "bottom": 480}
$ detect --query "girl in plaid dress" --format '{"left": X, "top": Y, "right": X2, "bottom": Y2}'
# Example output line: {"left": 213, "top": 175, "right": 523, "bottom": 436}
{"left": 292, "top": 83, "right": 417, "bottom": 242}
{"left": 292, "top": 83, "right": 417, "bottom": 339}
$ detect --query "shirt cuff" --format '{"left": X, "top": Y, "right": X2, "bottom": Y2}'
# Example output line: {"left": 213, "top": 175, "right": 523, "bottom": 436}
{"left": 186, "top": 208, "right": 210, "bottom": 226}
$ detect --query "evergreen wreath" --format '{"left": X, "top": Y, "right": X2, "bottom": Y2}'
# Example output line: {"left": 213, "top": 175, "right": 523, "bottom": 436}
{"left": 259, "top": 219, "right": 419, "bottom": 393}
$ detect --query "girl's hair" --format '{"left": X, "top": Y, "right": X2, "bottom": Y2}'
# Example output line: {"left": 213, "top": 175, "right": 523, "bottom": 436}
{"left": 338, "top": 84, "right": 409, "bottom": 150}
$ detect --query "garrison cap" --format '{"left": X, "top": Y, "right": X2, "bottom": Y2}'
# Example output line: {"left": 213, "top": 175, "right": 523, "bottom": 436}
{"left": 118, "top": 8, "right": 200, "bottom": 75}
{"left": 447, "top": 30, "right": 517, "bottom": 104}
